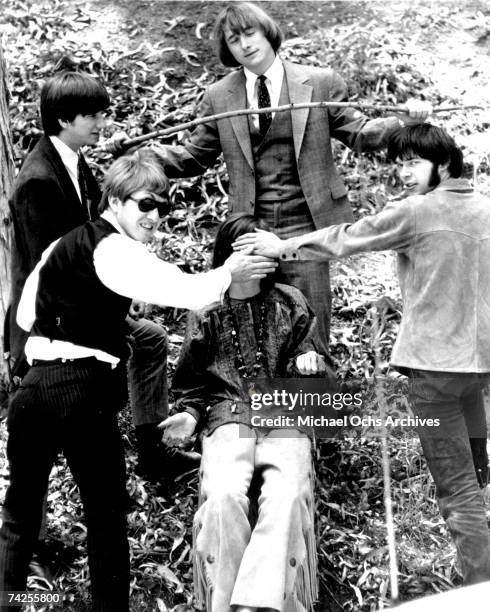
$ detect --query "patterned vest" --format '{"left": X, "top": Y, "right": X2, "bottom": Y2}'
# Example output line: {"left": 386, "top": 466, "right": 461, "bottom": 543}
{"left": 250, "top": 77, "right": 303, "bottom": 203}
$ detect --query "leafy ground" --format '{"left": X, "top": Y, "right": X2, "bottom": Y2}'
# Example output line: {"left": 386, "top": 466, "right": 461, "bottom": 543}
{"left": 1, "top": 0, "right": 490, "bottom": 610}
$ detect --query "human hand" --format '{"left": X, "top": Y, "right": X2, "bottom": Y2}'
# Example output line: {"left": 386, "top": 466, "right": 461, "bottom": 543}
{"left": 158, "top": 412, "right": 198, "bottom": 446}
{"left": 396, "top": 99, "right": 432, "bottom": 125}
{"left": 232, "top": 229, "right": 284, "bottom": 258}
{"left": 103, "top": 130, "right": 131, "bottom": 156}
{"left": 224, "top": 245, "right": 278, "bottom": 282}
{"left": 295, "top": 351, "right": 327, "bottom": 376}
{"left": 128, "top": 300, "right": 146, "bottom": 320}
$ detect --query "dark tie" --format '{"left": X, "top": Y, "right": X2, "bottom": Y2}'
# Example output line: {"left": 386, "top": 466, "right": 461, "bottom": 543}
{"left": 257, "top": 75, "right": 272, "bottom": 137}
{"left": 77, "top": 153, "right": 91, "bottom": 220}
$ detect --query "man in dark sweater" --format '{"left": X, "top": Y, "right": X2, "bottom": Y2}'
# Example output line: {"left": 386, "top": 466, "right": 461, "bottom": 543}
{"left": 0, "top": 149, "right": 276, "bottom": 611}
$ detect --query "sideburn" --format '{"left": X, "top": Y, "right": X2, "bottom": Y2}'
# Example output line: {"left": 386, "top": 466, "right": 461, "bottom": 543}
{"left": 429, "top": 163, "right": 441, "bottom": 188}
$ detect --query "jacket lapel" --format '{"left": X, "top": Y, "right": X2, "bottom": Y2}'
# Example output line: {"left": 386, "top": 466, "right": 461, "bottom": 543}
{"left": 226, "top": 70, "right": 254, "bottom": 170}
{"left": 39, "top": 137, "right": 81, "bottom": 206}
{"left": 283, "top": 61, "right": 313, "bottom": 160}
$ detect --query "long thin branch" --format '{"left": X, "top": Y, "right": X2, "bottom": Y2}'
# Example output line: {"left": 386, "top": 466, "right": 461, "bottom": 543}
{"left": 101, "top": 101, "right": 482, "bottom": 153}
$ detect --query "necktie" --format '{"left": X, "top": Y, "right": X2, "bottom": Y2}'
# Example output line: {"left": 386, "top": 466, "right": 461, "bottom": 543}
{"left": 77, "top": 153, "right": 91, "bottom": 220}
{"left": 257, "top": 75, "right": 272, "bottom": 137}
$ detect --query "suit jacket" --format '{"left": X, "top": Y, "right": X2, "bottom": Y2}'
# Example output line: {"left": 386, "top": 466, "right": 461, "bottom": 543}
{"left": 157, "top": 60, "right": 399, "bottom": 229}
{"left": 7, "top": 135, "right": 101, "bottom": 371}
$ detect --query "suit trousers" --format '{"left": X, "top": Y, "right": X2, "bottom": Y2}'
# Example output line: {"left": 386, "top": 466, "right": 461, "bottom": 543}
{"left": 126, "top": 316, "right": 168, "bottom": 426}
{"left": 0, "top": 360, "right": 130, "bottom": 612}
{"left": 194, "top": 424, "right": 317, "bottom": 612}
{"left": 408, "top": 370, "right": 490, "bottom": 585}
{"left": 256, "top": 198, "right": 331, "bottom": 350}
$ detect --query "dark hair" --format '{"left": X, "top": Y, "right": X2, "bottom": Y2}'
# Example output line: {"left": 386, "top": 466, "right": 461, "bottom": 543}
{"left": 213, "top": 2, "right": 283, "bottom": 67}
{"left": 387, "top": 123, "right": 463, "bottom": 178}
{"left": 212, "top": 213, "right": 277, "bottom": 291}
{"left": 99, "top": 149, "right": 169, "bottom": 213}
{"left": 40, "top": 70, "right": 110, "bottom": 135}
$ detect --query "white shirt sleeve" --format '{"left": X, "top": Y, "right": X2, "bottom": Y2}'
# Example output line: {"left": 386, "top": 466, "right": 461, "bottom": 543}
{"left": 17, "top": 239, "right": 61, "bottom": 332}
{"left": 93, "top": 233, "right": 231, "bottom": 310}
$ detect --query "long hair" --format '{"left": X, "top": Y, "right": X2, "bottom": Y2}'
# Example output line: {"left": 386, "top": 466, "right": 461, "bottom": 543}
{"left": 213, "top": 2, "right": 283, "bottom": 67}
{"left": 212, "top": 213, "right": 277, "bottom": 291}
{"left": 387, "top": 123, "right": 463, "bottom": 179}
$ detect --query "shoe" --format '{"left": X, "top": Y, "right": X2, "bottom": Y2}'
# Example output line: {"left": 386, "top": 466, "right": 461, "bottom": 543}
{"left": 28, "top": 544, "right": 53, "bottom": 585}
{"left": 160, "top": 443, "right": 201, "bottom": 478}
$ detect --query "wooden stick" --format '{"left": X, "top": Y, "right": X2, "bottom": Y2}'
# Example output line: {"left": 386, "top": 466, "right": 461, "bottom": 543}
{"left": 371, "top": 305, "right": 399, "bottom": 604}
{"left": 101, "top": 101, "right": 482, "bottom": 154}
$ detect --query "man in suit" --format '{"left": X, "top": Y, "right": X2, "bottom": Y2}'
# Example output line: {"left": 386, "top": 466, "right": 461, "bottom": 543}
{"left": 7, "top": 68, "right": 199, "bottom": 481}
{"left": 6, "top": 70, "right": 197, "bottom": 576}
{"left": 152, "top": 1, "right": 430, "bottom": 349}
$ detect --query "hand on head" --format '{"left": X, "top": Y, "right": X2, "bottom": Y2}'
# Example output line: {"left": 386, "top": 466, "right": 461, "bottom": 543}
{"left": 232, "top": 229, "right": 283, "bottom": 259}
{"left": 224, "top": 244, "right": 278, "bottom": 282}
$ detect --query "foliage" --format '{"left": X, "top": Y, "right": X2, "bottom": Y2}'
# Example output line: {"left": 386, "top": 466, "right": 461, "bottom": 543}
{"left": 0, "top": 1, "right": 489, "bottom": 611}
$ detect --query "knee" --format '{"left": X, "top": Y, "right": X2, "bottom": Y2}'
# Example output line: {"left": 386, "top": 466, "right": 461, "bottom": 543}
{"left": 259, "top": 478, "right": 311, "bottom": 516}
{"left": 143, "top": 319, "right": 168, "bottom": 356}
{"left": 130, "top": 318, "right": 168, "bottom": 359}
{"left": 199, "top": 490, "right": 249, "bottom": 518}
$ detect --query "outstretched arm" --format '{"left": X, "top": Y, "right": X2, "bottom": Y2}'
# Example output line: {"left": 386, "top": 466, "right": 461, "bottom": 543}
{"left": 94, "top": 234, "right": 277, "bottom": 310}
{"left": 152, "top": 90, "right": 223, "bottom": 178}
{"left": 234, "top": 199, "right": 416, "bottom": 262}
{"left": 324, "top": 69, "right": 431, "bottom": 151}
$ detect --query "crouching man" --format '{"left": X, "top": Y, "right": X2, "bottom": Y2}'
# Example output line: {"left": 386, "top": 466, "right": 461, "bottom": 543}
{"left": 235, "top": 123, "right": 490, "bottom": 586}
{"left": 0, "top": 149, "right": 277, "bottom": 611}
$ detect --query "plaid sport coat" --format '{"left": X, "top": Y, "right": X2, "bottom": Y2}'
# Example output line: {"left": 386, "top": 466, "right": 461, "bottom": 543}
{"left": 157, "top": 60, "right": 399, "bottom": 229}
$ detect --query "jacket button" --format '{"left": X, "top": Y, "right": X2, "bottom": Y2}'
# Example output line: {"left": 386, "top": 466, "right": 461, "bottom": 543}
{"left": 289, "top": 557, "right": 296, "bottom": 567}
{"left": 250, "top": 200, "right": 254, "bottom": 208}
{"left": 207, "top": 554, "right": 215, "bottom": 563}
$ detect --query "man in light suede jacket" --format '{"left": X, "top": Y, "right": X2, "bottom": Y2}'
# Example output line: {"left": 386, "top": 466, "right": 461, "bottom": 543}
{"left": 235, "top": 123, "right": 490, "bottom": 587}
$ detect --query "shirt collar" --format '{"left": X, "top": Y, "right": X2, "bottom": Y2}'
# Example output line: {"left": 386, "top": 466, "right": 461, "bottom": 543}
{"left": 49, "top": 135, "right": 79, "bottom": 175}
{"left": 100, "top": 209, "right": 123, "bottom": 235}
{"left": 243, "top": 54, "right": 284, "bottom": 88}
{"left": 434, "top": 178, "right": 473, "bottom": 193}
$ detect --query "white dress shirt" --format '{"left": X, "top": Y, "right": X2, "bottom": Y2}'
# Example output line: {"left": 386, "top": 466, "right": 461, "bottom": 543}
{"left": 18, "top": 212, "right": 232, "bottom": 364}
{"left": 244, "top": 54, "right": 285, "bottom": 130}
{"left": 49, "top": 136, "right": 82, "bottom": 202}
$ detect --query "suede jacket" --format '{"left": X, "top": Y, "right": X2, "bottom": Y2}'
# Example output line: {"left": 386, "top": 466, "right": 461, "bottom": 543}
{"left": 280, "top": 179, "right": 490, "bottom": 373}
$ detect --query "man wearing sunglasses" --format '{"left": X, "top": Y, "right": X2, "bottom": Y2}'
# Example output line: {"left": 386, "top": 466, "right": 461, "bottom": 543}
{"left": 7, "top": 66, "right": 196, "bottom": 494}
{"left": 0, "top": 148, "right": 277, "bottom": 611}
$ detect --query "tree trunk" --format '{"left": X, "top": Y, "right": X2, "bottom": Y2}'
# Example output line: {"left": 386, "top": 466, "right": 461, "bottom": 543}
{"left": 0, "top": 39, "right": 14, "bottom": 404}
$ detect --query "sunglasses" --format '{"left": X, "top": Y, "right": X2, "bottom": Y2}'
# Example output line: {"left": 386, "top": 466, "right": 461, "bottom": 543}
{"left": 129, "top": 197, "right": 170, "bottom": 218}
